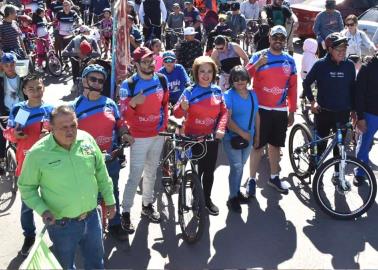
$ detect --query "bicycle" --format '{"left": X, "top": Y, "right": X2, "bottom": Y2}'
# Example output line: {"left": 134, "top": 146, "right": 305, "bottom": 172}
{"left": 30, "top": 33, "right": 63, "bottom": 77}
{"left": 159, "top": 132, "right": 214, "bottom": 244}
{"left": 242, "top": 19, "right": 259, "bottom": 57}
{"left": 0, "top": 116, "right": 17, "bottom": 194}
{"left": 288, "top": 122, "right": 377, "bottom": 219}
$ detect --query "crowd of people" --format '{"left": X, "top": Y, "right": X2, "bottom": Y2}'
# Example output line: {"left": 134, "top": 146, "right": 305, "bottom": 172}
{"left": 1, "top": 0, "right": 378, "bottom": 269}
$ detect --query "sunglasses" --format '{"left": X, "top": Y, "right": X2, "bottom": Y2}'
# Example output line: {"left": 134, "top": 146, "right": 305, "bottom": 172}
{"left": 215, "top": 46, "right": 225, "bottom": 50}
{"left": 271, "top": 35, "right": 286, "bottom": 41}
{"left": 87, "top": 76, "right": 105, "bottom": 84}
{"left": 346, "top": 23, "right": 355, "bottom": 27}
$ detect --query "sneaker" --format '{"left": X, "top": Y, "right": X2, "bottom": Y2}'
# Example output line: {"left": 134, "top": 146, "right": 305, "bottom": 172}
{"left": 227, "top": 197, "right": 241, "bottom": 213}
{"left": 20, "top": 236, "right": 35, "bottom": 257}
{"left": 141, "top": 203, "right": 161, "bottom": 223}
{"left": 205, "top": 199, "right": 219, "bottom": 216}
{"left": 237, "top": 191, "right": 250, "bottom": 204}
{"left": 246, "top": 178, "right": 256, "bottom": 197}
{"left": 121, "top": 212, "right": 135, "bottom": 234}
{"left": 353, "top": 175, "right": 366, "bottom": 187}
{"left": 108, "top": 224, "right": 129, "bottom": 241}
{"left": 268, "top": 176, "right": 289, "bottom": 195}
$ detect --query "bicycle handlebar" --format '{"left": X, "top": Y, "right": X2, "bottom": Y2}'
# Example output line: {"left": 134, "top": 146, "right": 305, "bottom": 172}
{"left": 159, "top": 132, "right": 215, "bottom": 142}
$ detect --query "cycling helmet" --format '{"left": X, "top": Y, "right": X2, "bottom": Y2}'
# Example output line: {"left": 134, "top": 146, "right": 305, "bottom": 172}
{"left": 103, "top": 8, "right": 111, "bottom": 14}
{"left": 324, "top": 32, "right": 348, "bottom": 49}
{"left": 230, "top": 2, "right": 240, "bottom": 11}
{"left": 82, "top": 64, "right": 107, "bottom": 79}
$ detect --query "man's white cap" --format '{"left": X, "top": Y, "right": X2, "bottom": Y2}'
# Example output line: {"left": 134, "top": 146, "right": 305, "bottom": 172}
{"left": 184, "top": 27, "right": 197, "bottom": 36}
{"left": 270, "top": 25, "right": 287, "bottom": 37}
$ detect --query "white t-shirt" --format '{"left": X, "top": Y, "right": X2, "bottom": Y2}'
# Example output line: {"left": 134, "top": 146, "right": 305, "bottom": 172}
{"left": 4, "top": 77, "right": 20, "bottom": 111}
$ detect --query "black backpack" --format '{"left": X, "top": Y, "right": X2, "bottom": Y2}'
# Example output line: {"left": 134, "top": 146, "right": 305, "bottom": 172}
{"left": 126, "top": 73, "right": 168, "bottom": 97}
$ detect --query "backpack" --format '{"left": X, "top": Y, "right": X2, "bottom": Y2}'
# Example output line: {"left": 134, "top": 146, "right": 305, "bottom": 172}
{"left": 126, "top": 73, "right": 168, "bottom": 97}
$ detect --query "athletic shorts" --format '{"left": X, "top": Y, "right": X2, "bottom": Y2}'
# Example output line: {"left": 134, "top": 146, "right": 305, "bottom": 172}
{"left": 257, "top": 108, "right": 288, "bottom": 148}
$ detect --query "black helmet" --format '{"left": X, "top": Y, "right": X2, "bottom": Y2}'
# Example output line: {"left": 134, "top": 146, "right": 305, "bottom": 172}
{"left": 325, "top": 32, "right": 348, "bottom": 49}
{"left": 230, "top": 2, "right": 240, "bottom": 11}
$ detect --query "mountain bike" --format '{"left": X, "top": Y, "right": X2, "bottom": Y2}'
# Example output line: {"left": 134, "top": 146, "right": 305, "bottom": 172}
{"left": 288, "top": 122, "right": 377, "bottom": 219}
{"left": 0, "top": 116, "right": 17, "bottom": 194}
{"left": 159, "top": 132, "right": 214, "bottom": 244}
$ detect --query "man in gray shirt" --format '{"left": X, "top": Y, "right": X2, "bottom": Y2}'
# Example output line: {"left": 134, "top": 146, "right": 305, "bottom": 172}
{"left": 313, "top": 0, "right": 344, "bottom": 57}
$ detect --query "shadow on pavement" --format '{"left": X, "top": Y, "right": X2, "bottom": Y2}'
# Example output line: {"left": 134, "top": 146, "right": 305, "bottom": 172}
{"left": 289, "top": 168, "right": 378, "bottom": 268}
{"left": 6, "top": 252, "right": 25, "bottom": 269}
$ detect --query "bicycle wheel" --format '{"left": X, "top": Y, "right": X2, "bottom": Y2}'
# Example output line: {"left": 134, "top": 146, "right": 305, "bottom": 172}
{"left": 178, "top": 171, "right": 206, "bottom": 244}
{"left": 288, "top": 123, "right": 313, "bottom": 179}
{"left": 313, "top": 155, "right": 377, "bottom": 219}
{"left": 47, "top": 53, "right": 63, "bottom": 77}
{"left": 161, "top": 139, "right": 176, "bottom": 196}
{"left": 5, "top": 146, "right": 17, "bottom": 193}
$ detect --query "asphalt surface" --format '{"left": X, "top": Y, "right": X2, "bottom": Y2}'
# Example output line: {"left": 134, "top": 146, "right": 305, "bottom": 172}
{"left": 1, "top": 49, "right": 378, "bottom": 269}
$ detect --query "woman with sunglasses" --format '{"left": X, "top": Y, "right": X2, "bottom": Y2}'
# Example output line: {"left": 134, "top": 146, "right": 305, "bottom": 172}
{"left": 341, "top": 14, "right": 376, "bottom": 57}
{"left": 223, "top": 65, "right": 259, "bottom": 213}
{"left": 71, "top": 64, "right": 134, "bottom": 241}
{"left": 173, "top": 56, "right": 228, "bottom": 215}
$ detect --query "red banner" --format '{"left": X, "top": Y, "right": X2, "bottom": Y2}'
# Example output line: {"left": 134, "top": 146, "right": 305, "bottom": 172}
{"left": 115, "top": 0, "right": 130, "bottom": 83}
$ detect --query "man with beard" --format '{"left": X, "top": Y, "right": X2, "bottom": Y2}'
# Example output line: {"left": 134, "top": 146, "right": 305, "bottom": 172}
{"left": 245, "top": 25, "right": 297, "bottom": 196}
{"left": 118, "top": 47, "right": 169, "bottom": 233}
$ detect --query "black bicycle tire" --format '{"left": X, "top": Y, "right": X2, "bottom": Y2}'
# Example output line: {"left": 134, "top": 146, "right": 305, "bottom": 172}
{"left": 161, "top": 139, "right": 176, "bottom": 196}
{"left": 178, "top": 171, "right": 206, "bottom": 244}
{"left": 313, "top": 155, "right": 377, "bottom": 219}
{"left": 6, "top": 146, "right": 17, "bottom": 193}
{"left": 288, "top": 123, "right": 313, "bottom": 179}
{"left": 47, "top": 53, "right": 63, "bottom": 77}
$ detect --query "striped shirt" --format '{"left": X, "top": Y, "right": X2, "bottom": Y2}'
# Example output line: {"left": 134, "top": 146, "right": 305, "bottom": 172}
{"left": 0, "top": 21, "right": 22, "bottom": 50}
{"left": 56, "top": 10, "right": 79, "bottom": 35}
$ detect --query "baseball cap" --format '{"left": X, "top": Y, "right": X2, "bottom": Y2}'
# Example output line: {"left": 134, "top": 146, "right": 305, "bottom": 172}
{"left": 184, "top": 0, "right": 193, "bottom": 4}
{"left": 163, "top": 51, "right": 176, "bottom": 63}
{"left": 80, "top": 40, "right": 93, "bottom": 55}
{"left": 1, "top": 53, "right": 17, "bottom": 64}
{"left": 127, "top": 1, "right": 135, "bottom": 7}
{"left": 172, "top": 3, "right": 180, "bottom": 7}
{"left": 184, "top": 27, "right": 197, "bottom": 36}
{"left": 218, "top": 14, "right": 227, "bottom": 21}
{"left": 133, "top": 46, "right": 154, "bottom": 62}
{"left": 270, "top": 25, "right": 287, "bottom": 37}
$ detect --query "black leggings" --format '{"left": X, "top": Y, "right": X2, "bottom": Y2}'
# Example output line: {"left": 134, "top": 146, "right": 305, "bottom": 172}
{"left": 192, "top": 140, "right": 219, "bottom": 202}
{"left": 314, "top": 109, "right": 350, "bottom": 158}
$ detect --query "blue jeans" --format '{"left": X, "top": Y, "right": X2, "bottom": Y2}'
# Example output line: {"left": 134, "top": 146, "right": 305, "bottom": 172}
{"left": 47, "top": 209, "right": 104, "bottom": 270}
{"left": 21, "top": 201, "right": 36, "bottom": 237}
{"left": 223, "top": 139, "right": 253, "bottom": 199}
{"left": 106, "top": 158, "right": 121, "bottom": 227}
{"left": 356, "top": 112, "right": 378, "bottom": 176}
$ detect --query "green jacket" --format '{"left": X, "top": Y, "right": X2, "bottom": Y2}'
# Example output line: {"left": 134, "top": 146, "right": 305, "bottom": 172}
{"left": 18, "top": 130, "right": 116, "bottom": 219}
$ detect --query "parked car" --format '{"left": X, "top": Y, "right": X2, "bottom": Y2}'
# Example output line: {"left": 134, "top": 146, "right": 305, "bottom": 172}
{"left": 292, "top": 0, "right": 378, "bottom": 39}
{"left": 358, "top": 6, "right": 378, "bottom": 56}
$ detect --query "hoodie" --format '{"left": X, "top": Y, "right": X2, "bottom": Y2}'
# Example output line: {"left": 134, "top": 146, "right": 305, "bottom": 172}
{"left": 301, "top": 38, "right": 318, "bottom": 80}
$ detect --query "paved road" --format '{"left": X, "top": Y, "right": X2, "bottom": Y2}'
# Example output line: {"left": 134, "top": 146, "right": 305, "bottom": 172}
{"left": 1, "top": 51, "right": 378, "bottom": 269}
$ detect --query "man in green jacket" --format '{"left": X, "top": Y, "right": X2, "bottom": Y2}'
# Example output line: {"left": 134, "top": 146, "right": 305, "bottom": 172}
{"left": 18, "top": 105, "right": 116, "bottom": 270}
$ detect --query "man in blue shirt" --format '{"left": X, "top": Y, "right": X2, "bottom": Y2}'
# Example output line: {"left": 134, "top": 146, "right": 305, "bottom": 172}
{"left": 158, "top": 51, "right": 191, "bottom": 104}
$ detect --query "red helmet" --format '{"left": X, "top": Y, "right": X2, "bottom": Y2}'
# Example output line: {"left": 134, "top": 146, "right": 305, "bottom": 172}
{"left": 80, "top": 40, "right": 93, "bottom": 55}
